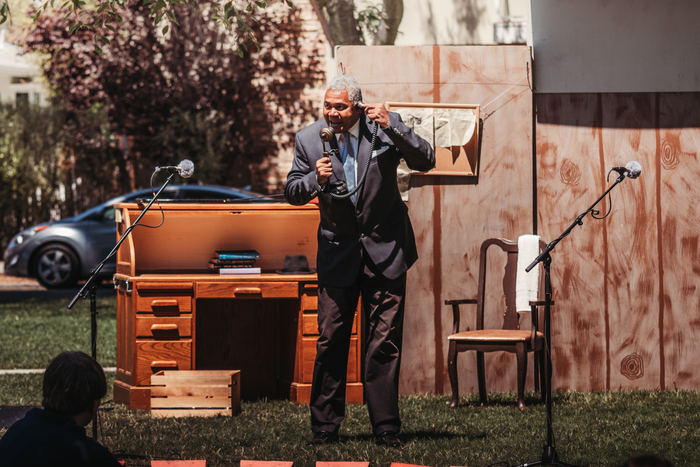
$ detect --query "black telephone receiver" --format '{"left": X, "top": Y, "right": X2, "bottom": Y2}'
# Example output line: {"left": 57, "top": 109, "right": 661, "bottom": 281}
{"left": 318, "top": 107, "right": 378, "bottom": 200}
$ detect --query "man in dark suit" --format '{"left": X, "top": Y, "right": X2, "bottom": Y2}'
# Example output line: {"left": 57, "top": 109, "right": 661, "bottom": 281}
{"left": 284, "top": 75, "right": 435, "bottom": 448}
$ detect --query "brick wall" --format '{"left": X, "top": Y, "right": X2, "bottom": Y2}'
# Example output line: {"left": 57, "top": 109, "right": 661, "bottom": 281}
{"left": 247, "top": 0, "right": 327, "bottom": 194}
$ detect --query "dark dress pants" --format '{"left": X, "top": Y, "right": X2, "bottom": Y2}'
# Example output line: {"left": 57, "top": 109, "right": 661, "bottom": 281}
{"left": 310, "top": 255, "right": 406, "bottom": 435}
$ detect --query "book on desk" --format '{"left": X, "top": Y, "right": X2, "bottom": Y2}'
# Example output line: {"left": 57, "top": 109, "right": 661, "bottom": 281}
{"left": 211, "top": 250, "right": 261, "bottom": 275}
{"left": 215, "top": 250, "right": 260, "bottom": 260}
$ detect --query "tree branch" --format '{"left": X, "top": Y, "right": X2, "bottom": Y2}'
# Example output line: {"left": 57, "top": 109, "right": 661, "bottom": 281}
{"left": 373, "top": 0, "right": 402, "bottom": 45}
{"left": 316, "top": 0, "right": 361, "bottom": 46}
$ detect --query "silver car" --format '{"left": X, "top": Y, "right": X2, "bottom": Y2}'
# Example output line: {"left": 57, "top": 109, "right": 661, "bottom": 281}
{"left": 3, "top": 185, "right": 265, "bottom": 288}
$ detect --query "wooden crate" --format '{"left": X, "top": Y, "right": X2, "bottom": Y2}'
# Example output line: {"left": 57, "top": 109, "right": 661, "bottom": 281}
{"left": 150, "top": 370, "right": 240, "bottom": 417}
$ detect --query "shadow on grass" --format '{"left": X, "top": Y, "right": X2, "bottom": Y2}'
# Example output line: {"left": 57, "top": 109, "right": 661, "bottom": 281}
{"left": 341, "top": 429, "right": 483, "bottom": 444}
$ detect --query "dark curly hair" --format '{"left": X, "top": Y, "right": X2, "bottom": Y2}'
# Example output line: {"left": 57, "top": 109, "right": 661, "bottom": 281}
{"left": 42, "top": 351, "right": 107, "bottom": 416}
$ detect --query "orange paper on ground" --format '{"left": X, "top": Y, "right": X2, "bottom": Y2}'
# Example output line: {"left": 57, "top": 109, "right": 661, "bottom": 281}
{"left": 151, "top": 461, "right": 206, "bottom": 466}
{"left": 241, "top": 462, "right": 294, "bottom": 467}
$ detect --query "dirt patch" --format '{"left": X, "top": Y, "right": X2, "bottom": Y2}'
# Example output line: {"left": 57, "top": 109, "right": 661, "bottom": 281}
{"left": 0, "top": 274, "right": 40, "bottom": 286}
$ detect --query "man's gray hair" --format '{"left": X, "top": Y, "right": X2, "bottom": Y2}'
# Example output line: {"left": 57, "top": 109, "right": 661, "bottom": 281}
{"left": 327, "top": 75, "right": 363, "bottom": 106}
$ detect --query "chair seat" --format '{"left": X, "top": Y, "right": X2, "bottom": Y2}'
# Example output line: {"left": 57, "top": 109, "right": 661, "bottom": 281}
{"left": 448, "top": 329, "right": 544, "bottom": 342}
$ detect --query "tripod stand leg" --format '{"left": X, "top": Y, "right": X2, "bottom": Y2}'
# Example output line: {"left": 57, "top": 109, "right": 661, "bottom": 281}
{"left": 90, "top": 284, "right": 98, "bottom": 440}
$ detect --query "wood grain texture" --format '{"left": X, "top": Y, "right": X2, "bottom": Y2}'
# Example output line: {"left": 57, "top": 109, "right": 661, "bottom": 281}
{"left": 135, "top": 317, "right": 192, "bottom": 339}
{"left": 602, "top": 93, "right": 660, "bottom": 391}
{"left": 536, "top": 92, "right": 700, "bottom": 391}
{"left": 134, "top": 340, "right": 192, "bottom": 386}
{"left": 536, "top": 93, "right": 610, "bottom": 391}
{"left": 196, "top": 281, "right": 298, "bottom": 299}
{"left": 195, "top": 299, "right": 282, "bottom": 399}
{"left": 117, "top": 204, "right": 319, "bottom": 274}
{"left": 657, "top": 93, "right": 700, "bottom": 390}
{"left": 336, "top": 45, "right": 534, "bottom": 395}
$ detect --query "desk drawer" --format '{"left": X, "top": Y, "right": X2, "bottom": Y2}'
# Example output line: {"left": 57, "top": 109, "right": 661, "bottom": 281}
{"left": 134, "top": 340, "right": 192, "bottom": 386}
{"left": 136, "top": 296, "right": 192, "bottom": 315}
{"left": 135, "top": 317, "right": 192, "bottom": 339}
{"left": 135, "top": 282, "right": 193, "bottom": 314}
{"left": 197, "top": 282, "right": 298, "bottom": 299}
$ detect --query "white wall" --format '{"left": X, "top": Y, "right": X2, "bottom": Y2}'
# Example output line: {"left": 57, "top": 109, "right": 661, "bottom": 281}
{"left": 0, "top": 29, "right": 46, "bottom": 105}
{"left": 390, "top": 0, "right": 530, "bottom": 46}
{"left": 531, "top": 0, "right": 700, "bottom": 93}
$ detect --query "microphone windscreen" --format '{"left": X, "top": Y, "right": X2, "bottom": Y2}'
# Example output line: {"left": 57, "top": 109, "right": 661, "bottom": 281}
{"left": 178, "top": 159, "right": 195, "bottom": 178}
{"left": 626, "top": 160, "right": 641, "bottom": 179}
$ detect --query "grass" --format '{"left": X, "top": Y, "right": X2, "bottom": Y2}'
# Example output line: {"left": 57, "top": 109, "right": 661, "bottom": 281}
{"left": 0, "top": 295, "right": 117, "bottom": 368}
{"left": 1, "top": 296, "right": 699, "bottom": 466}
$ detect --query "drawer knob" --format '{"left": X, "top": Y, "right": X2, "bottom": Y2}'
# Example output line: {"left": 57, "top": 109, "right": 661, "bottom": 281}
{"left": 151, "top": 324, "right": 178, "bottom": 331}
{"left": 233, "top": 287, "right": 262, "bottom": 295}
{"left": 151, "top": 299, "right": 179, "bottom": 307}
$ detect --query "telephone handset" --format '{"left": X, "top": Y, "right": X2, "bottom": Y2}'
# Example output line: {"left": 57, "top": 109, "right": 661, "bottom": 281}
{"left": 319, "top": 104, "right": 378, "bottom": 200}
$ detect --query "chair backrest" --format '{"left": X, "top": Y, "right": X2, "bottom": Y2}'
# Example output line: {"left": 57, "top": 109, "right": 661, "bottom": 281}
{"left": 475, "top": 238, "right": 546, "bottom": 331}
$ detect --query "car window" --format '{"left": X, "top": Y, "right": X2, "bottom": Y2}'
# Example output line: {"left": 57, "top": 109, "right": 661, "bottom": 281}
{"left": 101, "top": 207, "right": 116, "bottom": 221}
{"left": 180, "top": 189, "right": 242, "bottom": 200}
{"left": 125, "top": 188, "right": 178, "bottom": 202}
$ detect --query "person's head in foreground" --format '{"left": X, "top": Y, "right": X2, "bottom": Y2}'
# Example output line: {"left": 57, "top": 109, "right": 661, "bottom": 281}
{"left": 0, "top": 351, "right": 121, "bottom": 467}
{"left": 43, "top": 350, "right": 107, "bottom": 427}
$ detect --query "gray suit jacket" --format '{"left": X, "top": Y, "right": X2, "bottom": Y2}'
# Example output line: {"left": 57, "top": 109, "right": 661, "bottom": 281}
{"left": 284, "top": 112, "right": 435, "bottom": 287}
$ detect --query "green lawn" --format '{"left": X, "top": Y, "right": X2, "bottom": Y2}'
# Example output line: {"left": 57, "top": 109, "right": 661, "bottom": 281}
{"left": 0, "top": 295, "right": 117, "bottom": 369}
{"left": 1, "top": 296, "right": 698, "bottom": 467}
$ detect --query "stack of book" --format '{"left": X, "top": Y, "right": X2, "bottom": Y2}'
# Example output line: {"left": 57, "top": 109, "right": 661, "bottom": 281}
{"left": 210, "top": 250, "right": 261, "bottom": 275}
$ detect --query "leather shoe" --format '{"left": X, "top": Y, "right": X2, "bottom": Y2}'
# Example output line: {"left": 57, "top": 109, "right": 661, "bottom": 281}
{"left": 306, "top": 431, "right": 338, "bottom": 447}
{"left": 376, "top": 430, "right": 403, "bottom": 448}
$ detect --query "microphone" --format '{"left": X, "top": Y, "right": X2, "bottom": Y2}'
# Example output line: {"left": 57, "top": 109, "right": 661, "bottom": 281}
{"left": 156, "top": 159, "right": 195, "bottom": 178}
{"left": 612, "top": 161, "right": 641, "bottom": 179}
{"left": 319, "top": 127, "right": 335, "bottom": 143}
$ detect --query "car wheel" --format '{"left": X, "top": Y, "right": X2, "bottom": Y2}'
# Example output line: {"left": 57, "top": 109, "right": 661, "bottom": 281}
{"left": 33, "top": 244, "right": 80, "bottom": 288}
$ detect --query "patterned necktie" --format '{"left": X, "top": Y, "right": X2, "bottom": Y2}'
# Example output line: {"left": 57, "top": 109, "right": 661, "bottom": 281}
{"left": 342, "top": 132, "right": 356, "bottom": 203}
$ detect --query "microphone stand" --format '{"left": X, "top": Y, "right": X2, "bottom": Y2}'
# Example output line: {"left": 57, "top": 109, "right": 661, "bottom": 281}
{"left": 516, "top": 171, "right": 629, "bottom": 467}
{"left": 67, "top": 172, "right": 177, "bottom": 439}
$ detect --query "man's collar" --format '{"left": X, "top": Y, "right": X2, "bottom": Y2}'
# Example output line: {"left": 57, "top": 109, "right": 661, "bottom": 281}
{"left": 346, "top": 117, "right": 360, "bottom": 139}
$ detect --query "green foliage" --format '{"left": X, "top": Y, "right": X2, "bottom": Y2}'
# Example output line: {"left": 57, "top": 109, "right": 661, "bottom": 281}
{"left": 0, "top": 103, "right": 67, "bottom": 251}
{"left": 25, "top": 2, "right": 325, "bottom": 193}
{"left": 16, "top": 0, "right": 288, "bottom": 53}
{"left": 0, "top": 102, "right": 119, "bottom": 251}
{"left": 0, "top": 1, "right": 10, "bottom": 25}
{"left": 355, "top": 1, "right": 382, "bottom": 45}
{"left": 153, "top": 109, "right": 231, "bottom": 183}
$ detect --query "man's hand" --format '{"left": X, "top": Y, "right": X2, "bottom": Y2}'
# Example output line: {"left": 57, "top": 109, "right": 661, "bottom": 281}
{"left": 316, "top": 156, "right": 333, "bottom": 186}
{"left": 362, "top": 103, "right": 391, "bottom": 129}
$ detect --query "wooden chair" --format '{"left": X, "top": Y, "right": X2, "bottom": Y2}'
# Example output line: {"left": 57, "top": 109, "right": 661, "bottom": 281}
{"left": 445, "top": 237, "right": 551, "bottom": 410}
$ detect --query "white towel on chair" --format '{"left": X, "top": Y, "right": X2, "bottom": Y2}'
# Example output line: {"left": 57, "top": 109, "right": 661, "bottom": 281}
{"left": 516, "top": 234, "right": 540, "bottom": 312}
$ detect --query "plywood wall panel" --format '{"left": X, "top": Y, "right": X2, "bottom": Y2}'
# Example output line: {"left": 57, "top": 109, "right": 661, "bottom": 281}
{"left": 537, "top": 92, "right": 700, "bottom": 392}
{"left": 658, "top": 93, "right": 700, "bottom": 390}
{"left": 600, "top": 94, "right": 660, "bottom": 391}
{"left": 401, "top": 184, "right": 440, "bottom": 393}
{"left": 332, "top": 48, "right": 700, "bottom": 394}
{"left": 336, "top": 46, "right": 533, "bottom": 396}
{"left": 535, "top": 94, "right": 608, "bottom": 391}
{"left": 440, "top": 46, "right": 532, "bottom": 86}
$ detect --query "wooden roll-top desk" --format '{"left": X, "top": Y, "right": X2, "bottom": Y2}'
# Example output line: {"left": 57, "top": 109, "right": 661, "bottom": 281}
{"left": 112, "top": 202, "right": 363, "bottom": 410}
